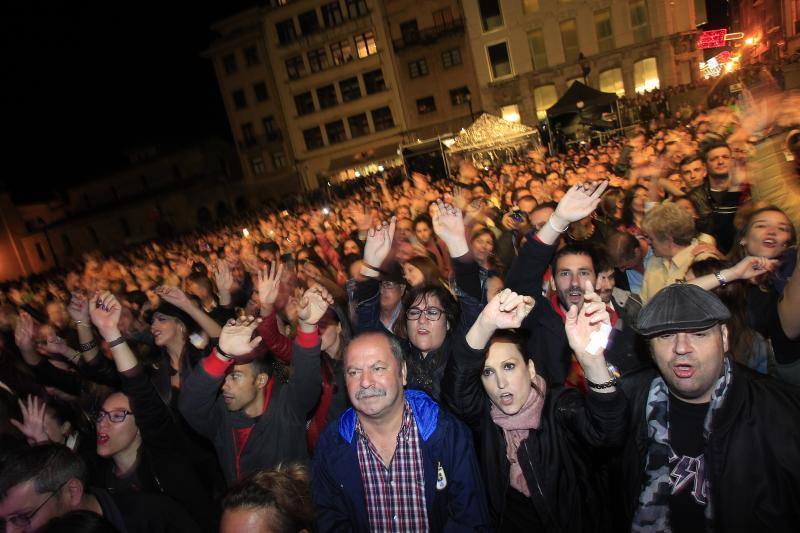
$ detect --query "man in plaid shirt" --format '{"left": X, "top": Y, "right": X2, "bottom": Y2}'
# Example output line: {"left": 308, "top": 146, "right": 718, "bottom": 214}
{"left": 312, "top": 331, "right": 490, "bottom": 532}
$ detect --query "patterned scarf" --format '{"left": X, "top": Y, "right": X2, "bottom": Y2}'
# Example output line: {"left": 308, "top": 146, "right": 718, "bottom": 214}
{"left": 631, "top": 357, "right": 733, "bottom": 532}
{"left": 490, "top": 375, "right": 548, "bottom": 497}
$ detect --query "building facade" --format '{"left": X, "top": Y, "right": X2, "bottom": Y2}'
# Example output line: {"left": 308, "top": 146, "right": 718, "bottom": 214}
{"left": 461, "top": 0, "right": 704, "bottom": 124}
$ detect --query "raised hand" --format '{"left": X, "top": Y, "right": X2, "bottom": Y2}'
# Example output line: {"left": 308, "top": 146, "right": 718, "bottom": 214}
{"left": 43, "top": 334, "right": 71, "bottom": 358}
{"left": 565, "top": 281, "right": 614, "bottom": 386}
{"left": 726, "top": 255, "right": 778, "bottom": 281}
{"left": 363, "top": 217, "right": 396, "bottom": 269}
{"left": 67, "top": 291, "right": 91, "bottom": 323}
{"left": 480, "top": 289, "right": 535, "bottom": 330}
{"left": 297, "top": 285, "right": 334, "bottom": 328}
{"left": 219, "top": 316, "right": 263, "bottom": 358}
{"left": 553, "top": 181, "right": 609, "bottom": 225}
{"left": 432, "top": 200, "right": 469, "bottom": 257}
{"left": 156, "top": 285, "right": 193, "bottom": 310}
{"left": 89, "top": 291, "right": 122, "bottom": 341}
{"left": 349, "top": 205, "right": 372, "bottom": 234}
{"left": 14, "top": 312, "right": 37, "bottom": 353}
{"left": 256, "top": 261, "right": 284, "bottom": 313}
{"left": 10, "top": 395, "right": 51, "bottom": 445}
{"left": 213, "top": 261, "right": 233, "bottom": 305}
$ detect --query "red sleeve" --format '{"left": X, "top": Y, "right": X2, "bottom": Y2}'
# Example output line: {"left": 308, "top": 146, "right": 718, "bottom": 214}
{"left": 256, "top": 311, "right": 293, "bottom": 364}
{"left": 202, "top": 348, "right": 234, "bottom": 378}
{"left": 316, "top": 232, "right": 343, "bottom": 273}
{"left": 295, "top": 327, "right": 319, "bottom": 348}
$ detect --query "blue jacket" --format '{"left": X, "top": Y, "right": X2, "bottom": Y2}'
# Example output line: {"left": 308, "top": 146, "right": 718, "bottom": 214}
{"left": 311, "top": 389, "right": 491, "bottom": 532}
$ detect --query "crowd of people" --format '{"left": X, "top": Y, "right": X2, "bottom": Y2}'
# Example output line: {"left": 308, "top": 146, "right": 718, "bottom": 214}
{"left": 1, "top": 80, "right": 800, "bottom": 532}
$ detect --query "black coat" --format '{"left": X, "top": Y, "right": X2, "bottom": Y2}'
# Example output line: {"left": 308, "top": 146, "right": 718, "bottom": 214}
{"left": 443, "top": 336, "right": 628, "bottom": 532}
{"left": 612, "top": 362, "right": 800, "bottom": 532}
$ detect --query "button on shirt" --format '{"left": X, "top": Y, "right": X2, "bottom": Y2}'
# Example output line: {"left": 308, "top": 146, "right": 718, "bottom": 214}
{"left": 356, "top": 402, "right": 429, "bottom": 532}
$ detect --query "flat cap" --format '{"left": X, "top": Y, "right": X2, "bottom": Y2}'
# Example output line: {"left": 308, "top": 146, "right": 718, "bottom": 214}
{"left": 634, "top": 283, "right": 731, "bottom": 337}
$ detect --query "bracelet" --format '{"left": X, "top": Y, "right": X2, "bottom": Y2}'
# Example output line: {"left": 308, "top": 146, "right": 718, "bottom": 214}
{"left": 586, "top": 376, "right": 619, "bottom": 390}
{"left": 73, "top": 320, "right": 92, "bottom": 329}
{"left": 216, "top": 345, "right": 232, "bottom": 360}
{"left": 79, "top": 339, "right": 98, "bottom": 353}
{"left": 107, "top": 337, "right": 126, "bottom": 349}
{"left": 714, "top": 271, "right": 728, "bottom": 286}
{"left": 362, "top": 262, "right": 385, "bottom": 274}
{"left": 547, "top": 216, "right": 569, "bottom": 233}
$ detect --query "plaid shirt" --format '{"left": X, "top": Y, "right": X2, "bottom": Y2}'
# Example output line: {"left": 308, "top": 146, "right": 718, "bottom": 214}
{"left": 356, "top": 402, "right": 429, "bottom": 532}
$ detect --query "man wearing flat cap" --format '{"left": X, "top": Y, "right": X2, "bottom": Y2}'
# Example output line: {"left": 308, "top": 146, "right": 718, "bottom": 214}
{"left": 610, "top": 284, "right": 800, "bottom": 533}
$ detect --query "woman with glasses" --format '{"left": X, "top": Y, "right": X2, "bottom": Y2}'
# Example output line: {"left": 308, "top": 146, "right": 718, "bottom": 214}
{"left": 87, "top": 291, "right": 218, "bottom": 531}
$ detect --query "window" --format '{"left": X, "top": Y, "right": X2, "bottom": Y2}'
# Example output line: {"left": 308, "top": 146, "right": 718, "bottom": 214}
{"left": 317, "top": 84, "right": 338, "bottom": 109}
{"left": 308, "top": 48, "right": 329, "bottom": 72}
{"left": 629, "top": 0, "right": 650, "bottom": 43}
{"left": 35, "top": 242, "right": 46, "bottom": 262}
{"left": 442, "top": 48, "right": 462, "bottom": 68}
{"left": 559, "top": 19, "right": 579, "bottom": 64}
{"left": 416, "top": 96, "right": 436, "bottom": 114}
{"left": 244, "top": 46, "right": 260, "bottom": 66}
{"left": 400, "top": 20, "right": 419, "bottom": 44}
{"left": 303, "top": 127, "right": 325, "bottom": 150}
{"left": 534, "top": 84, "right": 557, "bottom": 120}
{"left": 232, "top": 89, "right": 247, "bottom": 110}
{"left": 339, "top": 77, "right": 361, "bottom": 101}
{"left": 450, "top": 86, "right": 470, "bottom": 105}
{"left": 330, "top": 39, "right": 353, "bottom": 65}
{"left": 348, "top": 113, "right": 370, "bottom": 137}
{"left": 276, "top": 19, "right": 297, "bottom": 45}
{"left": 253, "top": 82, "right": 269, "bottom": 102}
{"left": 354, "top": 32, "right": 377, "bottom": 58}
{"left": 321, "top": 2, "right": 344, "bottom": 27}
{"left": 298, "top": 10, "right": 321, "bottom": 35}
{"left": 522, "top": 0, "right": 540, "bottom": 12}
{"left": 501, "top": 104, "right": 521, "bottom": 123}
{"left": 371, "top": 106, "right": 394, "bottom": 131}
{"left": 242, "top": 123, "right": 256, "bottom": 145}
{"left": 222, "top": 54, "right": 237, "bottom": 74}
{"left": 273, "top": 152, "right": 288, "bottom": 169}
{"left": 363, "top": 69, "right": 386, "bottom": 94}
{"left": 325, "top": 120, "right": 347, "bottom": 144}
{"left": 432, "top": 7, "right": 454, "bottom": 28}
{"left": 594, "top": 9, "right": 614, "bottom": 52}
{"left": 294, "top": 92, "right": 315, "bottom": 115}
{"left": 487, "top": 42, "right": 512, "bottom": 79}
{"left": 479, "top": 0, "right": 503, "bottom": 32}
{"left": 262, "top": 116, "right": 279, "bottom": 137}
{"left": 286, "top": 55, "right": 306, "bottom": 79}
{"left": 345, "top": 0, "right": 368, "bottom": 18}
{"left": 599, "top": 68, "right": 625, "bottom": 96}
{"left": 251, "top": 157, "right": 266, "bottom": 175}
{"left": 408, "top": 58, "right": 429, "bottom": 78}
{"left": 634, "top": 57, "right": 659, "bottom": 93}
{"left": 527, "top": 29, "right": 548, "bottom": 71}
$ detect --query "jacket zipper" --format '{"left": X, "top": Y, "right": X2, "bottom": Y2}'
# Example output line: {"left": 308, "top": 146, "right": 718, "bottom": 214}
{"left": 522, "top": 441, "right": 563, "bottom": 533}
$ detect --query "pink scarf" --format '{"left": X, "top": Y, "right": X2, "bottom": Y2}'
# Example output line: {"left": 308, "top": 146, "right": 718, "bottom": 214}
{"left": 489, "top": 375, "right": 548, "bottom": 497}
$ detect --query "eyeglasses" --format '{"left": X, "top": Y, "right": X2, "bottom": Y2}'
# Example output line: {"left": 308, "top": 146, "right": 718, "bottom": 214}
{"left": 406, "top": 307, "right": 444, "bottom": 321}
{"left": 95, "top": 409, "right": 133, "bottom": 423}
{"left": 380, "top": 281, "right": 402, "bottom": 290}
{"left": 5, "top": 481, "right": 67, "bottom": 528}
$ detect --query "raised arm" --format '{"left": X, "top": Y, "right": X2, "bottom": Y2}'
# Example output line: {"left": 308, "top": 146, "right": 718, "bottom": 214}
{"left": 285, "top": 285, "right": 328, "bottom": 415}
{"left": 255, "top": 261, "right": 292, "bottom": 363}
{"left": 688, "top": 256, "right": 777, "bottom": 291}
{"left": 157, "top": 285, "right": 222, "bottom": 338}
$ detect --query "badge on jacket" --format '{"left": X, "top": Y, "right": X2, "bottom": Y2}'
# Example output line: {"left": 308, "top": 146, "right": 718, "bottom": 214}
{"left": 436, "top": 462, "right": 447, "bottom": 490}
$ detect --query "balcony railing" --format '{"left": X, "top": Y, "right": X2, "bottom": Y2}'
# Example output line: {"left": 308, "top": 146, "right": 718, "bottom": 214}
{"left": 392, "top": 18, "right": 464, "bottom": 52}
{"left": 239, "top": 132, "right": 284, "bottom": 151}
{"left": 277, "top": 8, "right": 371, "bottom": 48}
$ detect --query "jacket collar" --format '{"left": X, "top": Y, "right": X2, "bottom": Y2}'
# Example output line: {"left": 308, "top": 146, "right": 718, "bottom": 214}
{"left": 338, "top": 389, "right": 439, "bottom": 444}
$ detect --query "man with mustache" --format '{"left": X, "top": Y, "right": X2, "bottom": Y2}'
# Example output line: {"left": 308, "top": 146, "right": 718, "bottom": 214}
{"left": 311, "top": 331, "right": 490, "bottom": 532}
{"left": 613, "top": 284, "right": 800, "bottom": 532}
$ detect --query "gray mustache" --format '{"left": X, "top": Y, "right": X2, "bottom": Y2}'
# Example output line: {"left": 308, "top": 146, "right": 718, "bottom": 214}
{"left": 356, "top": 387, "right": 387, "bottom": 400}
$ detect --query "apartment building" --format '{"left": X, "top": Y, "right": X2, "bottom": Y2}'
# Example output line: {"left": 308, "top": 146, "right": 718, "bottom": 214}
{"left": 383, "top": 0, "right": 484, "bottom": 141}
{"left": 462, "top": 0, "right": 705, "bottom": 124}
{"left": 262, "top": 0, "right": 407, "bottom": 187}
{"left": 205, "top": 7, "right": 298, "bottom": 192}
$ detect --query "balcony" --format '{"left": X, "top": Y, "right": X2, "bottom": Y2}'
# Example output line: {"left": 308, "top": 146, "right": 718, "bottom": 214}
{"left": 238, "top": 132, "right": 284, "bottom": 152}
{"left": 277, "top": 8, "right": 371, "bottom": 49}
{"left": 392, "top": 18, "right": 464, "bottom": 52}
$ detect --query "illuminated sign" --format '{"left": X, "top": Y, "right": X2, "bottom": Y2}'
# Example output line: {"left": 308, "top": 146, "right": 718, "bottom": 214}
{"left": 697, "top": 29, "right": 728, "bottom": 49}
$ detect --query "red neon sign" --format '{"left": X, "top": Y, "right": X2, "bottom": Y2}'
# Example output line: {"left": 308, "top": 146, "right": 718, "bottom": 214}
{"left": 697, "top": 29, "right": 728, "bottom": 49}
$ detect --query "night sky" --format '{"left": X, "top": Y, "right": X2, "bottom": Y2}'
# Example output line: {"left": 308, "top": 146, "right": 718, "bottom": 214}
{"left": 4, "top": 1, "right": 257, "bottom": 203}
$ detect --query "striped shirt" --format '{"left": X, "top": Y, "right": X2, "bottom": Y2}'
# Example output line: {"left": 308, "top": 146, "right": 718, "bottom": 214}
{"left": 356, "top": 402, "right": 429, "bottom": 532}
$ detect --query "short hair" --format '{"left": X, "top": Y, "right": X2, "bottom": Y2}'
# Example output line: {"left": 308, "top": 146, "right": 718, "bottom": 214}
{"left": 702, "top": 140, "right": 731, "bottom": 161}
{"left": 222, "top": 464, "right": 314, "bottom": 533}
{"left": 642, "top": 203, "right": 696, "bottom": 245}
{"left": 40, "top": 511, "right": 118, "bottom": 533}
{"left": 0, "top": 443, "right": 87, "bottom": 500}
{"left": 532, "top": 201, "right": 557, "bottom": 216}
{"left": 186, "top": 272, "right": 213, "bottom": 293}
{"left": 606, "top": 231, "right": 641, "bottom": 267}
{"left": 551, "top": 243, "right": 599, "bottom": 274}
{"left": 679, "top": 153, "right": 704, "bottom": 169}
{"left": 594, "top": 248, "right": 614, "bottom": 274}
{"left": 346, "top": 331, "right": 406, "bottom": 365}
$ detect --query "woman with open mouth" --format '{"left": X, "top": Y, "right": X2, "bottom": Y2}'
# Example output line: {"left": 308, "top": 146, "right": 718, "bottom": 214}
{"left": 444, "top": 285, "right": 627, "bottom": 532}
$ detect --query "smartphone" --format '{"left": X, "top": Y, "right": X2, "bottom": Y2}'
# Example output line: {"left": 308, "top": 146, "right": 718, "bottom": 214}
{"left": 508, "top": 209, "right": 524, "bottom": 223}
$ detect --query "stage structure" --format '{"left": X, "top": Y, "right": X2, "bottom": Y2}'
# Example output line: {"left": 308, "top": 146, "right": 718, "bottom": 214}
{"left": 447, "top": 113, "right": 540, "bottom": 169}
{"left": 546, "top": 81, "right": 620, "bottom": 151}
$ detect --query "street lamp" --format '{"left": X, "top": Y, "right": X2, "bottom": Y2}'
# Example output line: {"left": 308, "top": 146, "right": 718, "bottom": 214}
{"left": 464, "top": 90, "right": 475, "bottom": 122}
{"left": 578, "top": 52, "right": 591, "bottom": 85}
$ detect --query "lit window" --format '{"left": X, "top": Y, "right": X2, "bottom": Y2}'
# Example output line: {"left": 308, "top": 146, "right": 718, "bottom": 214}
{"left": 354, "top": 32, "right": 377, "bottom": 58}
{"left": 330, "top": 40, "right": 354, "bottom": 65}
{"left": 599, "top": 68, "right": 625, "bottom": 96}
{"left": 534, "top": 84, "right": 557, "bottom": 120}
{"left": 522, "top": 0, "right": 540, "bottom": 13}
{"left": 501, "top": 104, "right": 520, "bottom": 123}
{"left": 634, "top": 57, "right": 659, "bottom": 93}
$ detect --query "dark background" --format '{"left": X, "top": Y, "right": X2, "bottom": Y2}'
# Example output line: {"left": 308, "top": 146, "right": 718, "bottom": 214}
{"left": 3, "top": 1, "right": 257, "bottom": 202}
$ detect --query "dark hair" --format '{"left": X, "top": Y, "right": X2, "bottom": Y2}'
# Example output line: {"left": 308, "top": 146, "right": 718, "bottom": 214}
{"left": 702, "top": 140, "right": 731, "bottom": 162}
{"left": 403, "top": 284, "right": 459, "bottom": 333}
{"left": 551, "top": 243, "right": 599, "bottom": 274}
{"left": 412, "top": 214, "right": 433, "bottom": 231}
{"left": 186, "top": 272, "right": 214, "bottom": 294}
{"left": 619, "top": 185, "right": 647, "bottom": 227}
{"left": 470, "top": 228, "right": 504, "bottom": 274}
{"left": 728, "top": 205, "right": 797, "bottom": 263}
{"left": 222, "top": 464, "right": 314, "bottom": 533}
{"left": 405, "top": 256, "right": 444, "bottom": 287}
{"left": 679, "top": 153, "right": 704, "bottom": 169}
{"left": 597, "top": 187, "right": 624, "bottom": 222}
{"left": 0, "top": 443, "right": 87, "bottom": 499}
{"left": 531, "top": 201, "right": 557, "bottom": 216}
{"left": 606, "top": 231, "right": 641, "bottom": 268}
{"left": 40, "top": 511, "right": 119, "bottom": 533}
